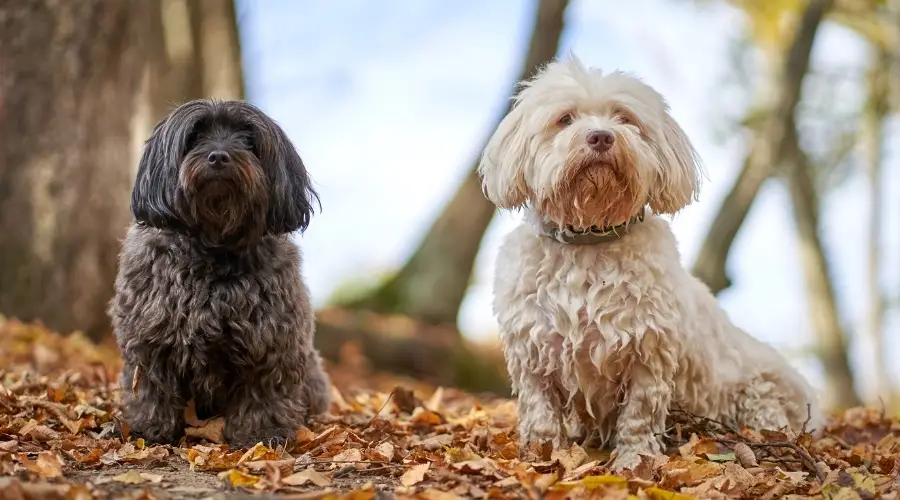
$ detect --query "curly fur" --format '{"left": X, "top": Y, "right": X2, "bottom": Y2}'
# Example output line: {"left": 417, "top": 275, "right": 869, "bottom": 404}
{"left": 110, "top": 99, "right": 330, "bottom": 448}
{"left": 478, "top": 56, "right": 822, "bottom": 470}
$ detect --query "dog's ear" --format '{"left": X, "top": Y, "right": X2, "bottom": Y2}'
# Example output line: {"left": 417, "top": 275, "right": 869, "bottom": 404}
{"left": 649, "top": 110, "right": 703, "bottom": 214}
{"left": 259, "top": 120, "right": 319, "bottom": 234}
{"left": 131, "top": 119, "right": 182, "bottom": 228}
{"left": 478, "top": 103, "right": 530, "bottom": 209}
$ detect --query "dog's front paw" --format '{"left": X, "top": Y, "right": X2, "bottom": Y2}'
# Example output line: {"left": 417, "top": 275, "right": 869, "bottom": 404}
{"left": 127, "top": 420, "right": 183, "bottom": 445}
{"left": 226, "top": 427, "right": 294, "bottom": 450}
{"left": 609, "top": 442, "right": 660, "bottom": 472}
{"left": 609, "top": 449, "right": 642, "bottom": 472}
{"left": 518, "top": 419, "right": 567, "bottom": 452}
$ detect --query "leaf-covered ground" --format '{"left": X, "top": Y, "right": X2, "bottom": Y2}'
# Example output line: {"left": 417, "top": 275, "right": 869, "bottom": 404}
{"left": 1, "top": 316, "right": 899, "bottom": 499}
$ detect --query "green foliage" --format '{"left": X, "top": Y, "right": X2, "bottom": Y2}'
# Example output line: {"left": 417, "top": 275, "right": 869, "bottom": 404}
{"left": 326, "top": 269, "right": 399, "bottom": 308}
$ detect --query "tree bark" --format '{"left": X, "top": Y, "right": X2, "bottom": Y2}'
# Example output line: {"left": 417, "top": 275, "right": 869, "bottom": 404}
{"left": 346, "top": 0, "right": 571, "bottom": 327}
{"left": 0, "top": 1, "right": 158, "bottom": 340}
{"left": 862, "top": 44, "right": 890, "bottom": 403}
{"left": 189, "top": 0, "right": 245, "bottom": 101}
{"left": 151, "top": 0, "right": 245, "bottom": 121}
{"left": 891, "top": 0, "right": 900, "bottom": 110}
{"left": 691, "top": 0, "right": 833, "bottom": 294}
{"left": 782, "top": 118, "right": 862, "bottom": 410}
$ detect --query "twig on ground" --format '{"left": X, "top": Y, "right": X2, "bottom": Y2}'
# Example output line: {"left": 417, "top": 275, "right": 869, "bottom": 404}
{"left": 294, "top": 459, "right": 408, "bottom": 473}
{"left": 363, "top": 390, "right": 396, "bottom": 430}
{"left": 670, "top": 406, "right": 743, "bottom": 438}
{"left": 717, "top": 439, "right": 825, "bottom": 482}
{"left": 356, "top": 466, "right": 401, "bottom": 475}
{"left": 801, "top": 403, "right": 812, "bottom": 435}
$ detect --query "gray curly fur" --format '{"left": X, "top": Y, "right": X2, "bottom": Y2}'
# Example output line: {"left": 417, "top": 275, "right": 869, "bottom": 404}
{"left": 109, "top": 99, "right": 331, "bottom": 448}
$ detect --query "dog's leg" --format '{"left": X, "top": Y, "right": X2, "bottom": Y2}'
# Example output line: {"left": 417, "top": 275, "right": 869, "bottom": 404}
{"left": 508, "top": 356, "right": 567, "bottom": 452}
{"left": 121, "top": 357, "right": 186, "bottom": 444}
{"left": 223, "top": 364, "right": 308, "bottom": 449}
{"left": 735, "top": 378, "right": 791, "bottom": 432}
{"left": 301, "top": 352, "right": 332, "bottom": 417}
{"left": 610, "top": 358, "right": 672, "bottom": 471}
{"left": 224, "top": 388, "right": 306, "bottom": 449}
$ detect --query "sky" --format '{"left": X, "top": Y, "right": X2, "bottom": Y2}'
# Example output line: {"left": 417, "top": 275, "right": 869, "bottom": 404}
{"left": 234, "top": 0, "right": 900, "bottom": 404}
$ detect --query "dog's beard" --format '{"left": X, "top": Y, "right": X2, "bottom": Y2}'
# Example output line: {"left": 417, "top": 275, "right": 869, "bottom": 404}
{"left": 538, "top": 141, "right": 645, "bottom": 229}
{"left": 179, "top": 155, "right": 269, "bottom": 247}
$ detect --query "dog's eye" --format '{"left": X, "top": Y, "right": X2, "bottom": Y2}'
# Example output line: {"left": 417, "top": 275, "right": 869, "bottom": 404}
{"left": 558, "top": 113, "right": 575, "bottom": 127}
{"left": 247, "top": 137, "right": 260, "bottom": 156}
{"left": 186, "top": 131, "right": 201, "bottom": 149}
{"left": 615, "top": 111, "right": 635, "bottom": 126}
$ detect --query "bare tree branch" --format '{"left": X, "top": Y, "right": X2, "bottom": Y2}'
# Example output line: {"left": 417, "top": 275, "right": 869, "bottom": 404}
{"left": 782, "top": 117, "right": 861, "bottom": 409}
{"left": 691, "top": 0, "right": 834, "bottom": 294}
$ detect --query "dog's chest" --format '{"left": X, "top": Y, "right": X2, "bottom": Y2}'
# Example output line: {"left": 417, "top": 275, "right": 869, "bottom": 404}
{"left": 173, "top": 268, "right": 263, "bottom": 344}
{"left": 496, "top": 227, "right": 665, "bottom": 433}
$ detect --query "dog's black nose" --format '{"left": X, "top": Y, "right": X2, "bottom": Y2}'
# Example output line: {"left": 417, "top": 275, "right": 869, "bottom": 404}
{"left": 207, "top": 151, "right": 231, "bottom": 169}
{"left": 586, "top": 130, "right": 615, "bottom": 153}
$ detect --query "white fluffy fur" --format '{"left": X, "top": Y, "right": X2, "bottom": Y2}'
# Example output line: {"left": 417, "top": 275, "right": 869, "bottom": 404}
{"left": 479, "top": 56, "right": 822, "bottom": 470}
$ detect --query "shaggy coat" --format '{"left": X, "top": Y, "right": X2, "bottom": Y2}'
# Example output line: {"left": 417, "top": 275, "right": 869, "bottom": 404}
{"left": 110, "top": 100, "right": 330, "bottom": 448}
{"left": 479, "top": 57, "right": 822, "bottom": 470}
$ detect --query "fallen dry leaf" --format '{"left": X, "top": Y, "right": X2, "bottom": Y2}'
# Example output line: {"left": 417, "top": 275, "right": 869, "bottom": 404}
{"left": 733, "top": 442, "right": 758, "bottom": 467}
{"left": 132, "top": 364, "right": 141, "bottom": 395}
{"left": 373, "top": 441, "right": 395, "bottom": 462}
{"left": 401, "top": 463, "right": 430, "bottom": 486}
{"left": 417, "top": 488, "right": 463, "bottom": 500}
{"left": 237, "top": 442, "right": 280, "bottom": 464}
{"left": 184, "top": 416, "right": 225, "bottom": 443}
{"left": 18, "top": 451, "right": 64, "bottom": 478}
{"left": 112, "top": 470, "right": 163, "bottom": 485}
{"left": 393, "top": 385, "right": 422, "bottom": 414}
{"left": 283, "top": 467, "right": 333, "bottom": 487}
{"left": 182, "top": 399, "right": 204, "bottom": 426}
{"left": 332, "top": 448, "right": 363, "bottom": 463}
{"left": 551, "top": 443, "right": 588, "bottom": 474}
{"left": 218, "top": 468, "right": 260, "bottom": 488}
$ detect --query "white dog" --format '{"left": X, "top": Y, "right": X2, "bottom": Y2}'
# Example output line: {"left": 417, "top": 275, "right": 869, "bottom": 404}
{"left": 478, "top": 56, "right": 822, "bottom": 470}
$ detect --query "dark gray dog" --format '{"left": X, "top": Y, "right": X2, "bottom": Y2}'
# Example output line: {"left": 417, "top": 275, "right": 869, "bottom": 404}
{"left": 109, "top": 99, "right": 330, "bottom": 448}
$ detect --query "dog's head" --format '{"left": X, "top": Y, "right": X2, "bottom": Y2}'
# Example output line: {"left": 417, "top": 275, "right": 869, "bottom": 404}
{"left": 131, "top": 99, "right": 319, "bottom": 247}
{"left": 478, "top": 56, "right": 703, "bottom": 228}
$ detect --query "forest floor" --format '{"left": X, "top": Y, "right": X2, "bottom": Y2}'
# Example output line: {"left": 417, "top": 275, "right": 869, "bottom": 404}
{"left": 1, "top": 316, "right": 899, "bottom": 499}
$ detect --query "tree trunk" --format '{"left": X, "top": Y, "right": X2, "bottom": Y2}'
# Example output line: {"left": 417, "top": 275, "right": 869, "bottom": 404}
{"left": 151, "top": 0, "right": 245, "bottom": 121}
{"left": 691, "top": 0, "right": 833, "bottom": 294}
{"left": 346, "top": 0, "right": 572, "bottom": 327}
{"left": 0, "top": 1, "right": 158, "bottom": 340}
{"left": 190, "top": 0, "right": 245, "bottom": 101}
{"left": 862, "top": 44, "right": 892, "bottom": 404}
{"left": 882, "top": 0, "right": 900, "bottom": 112}
{"left": 782, "top": 118, "right": 862, "bottom": 410}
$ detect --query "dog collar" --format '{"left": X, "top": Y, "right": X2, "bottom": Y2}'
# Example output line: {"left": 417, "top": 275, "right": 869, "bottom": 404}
{"left": 540, "top": 207, "right": 646, "bottom": 245}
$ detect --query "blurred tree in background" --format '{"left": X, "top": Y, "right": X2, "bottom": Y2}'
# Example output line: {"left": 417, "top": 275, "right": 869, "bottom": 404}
{"left": 0, "top": 1, "right": 157, "bottom": 342}
{"left": 694, "top": 0, "right": 864, "bottom": 409}
{"left": 342, "top": 0, "right": 571, "bottom": 330}
{"left": 0, "top": 0, "right": 244, "bottom": 341}
{"left": 690, "top": 0, "right": 898, "bottom": 409}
